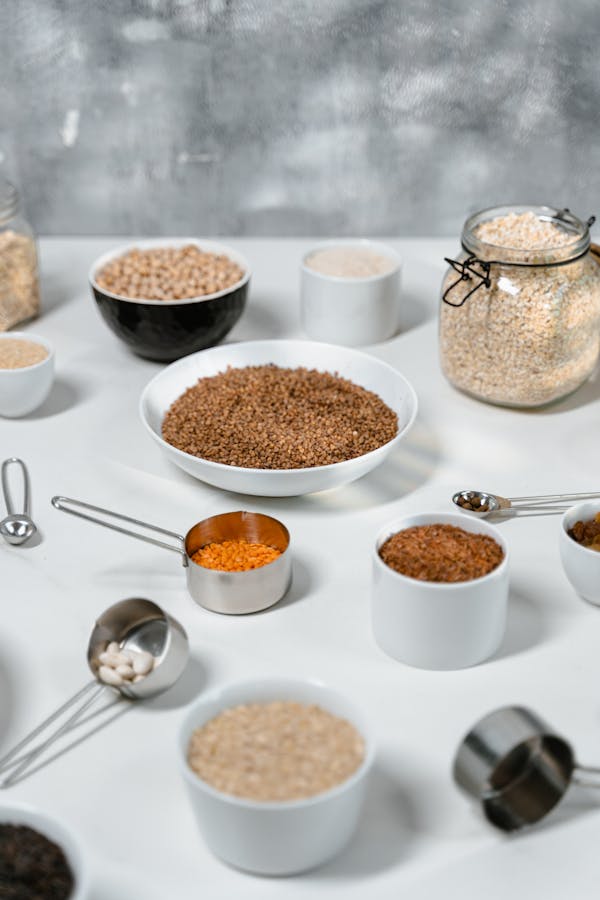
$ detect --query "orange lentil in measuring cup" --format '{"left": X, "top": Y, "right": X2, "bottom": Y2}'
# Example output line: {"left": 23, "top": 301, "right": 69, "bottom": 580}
{"left": 191, "top": 540, "right": 282, "bottom": 572}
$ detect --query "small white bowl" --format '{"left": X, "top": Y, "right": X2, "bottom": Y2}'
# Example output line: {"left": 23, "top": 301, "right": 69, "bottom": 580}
{"left": 0, "top": 332, "right": 54, "bottom": 417}
{"left": 0, "top": 800, "right": 90, "bottom": 898}
{"left": 372, "top": 512, "right": 509, "bottom": 670}
{"left": 177, "top": 677, "right": 374, "bottom": 875}
{"left": 560, "top": 502, "right": 600, "bottom": 605}
{"left": 139, "top": 339, "right": 417, "bottom": 497}
{"left": 300, "top": 239, "right": 402, "bottom": 346}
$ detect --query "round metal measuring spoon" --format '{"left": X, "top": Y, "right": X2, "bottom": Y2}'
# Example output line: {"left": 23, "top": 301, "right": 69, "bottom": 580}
{"left": 0, "top": 598, "right": 189, "bottom": 787}
{"left": 452, "top": 488, "right": 600, "bottom": 518}
{"left": 452, "top": 490, "right": 503, "bottom": 517}
{"left": 0, "top": 458, "right": 36, "bottom": 545}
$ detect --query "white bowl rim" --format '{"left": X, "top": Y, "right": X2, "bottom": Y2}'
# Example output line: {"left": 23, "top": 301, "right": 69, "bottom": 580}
{"left": 0, "top": 799, "right": 90, "bottom": 897}
{"left": 301, "top": 238, "right": 402, "bottom": 284}
{"left": 373, "top": 510, "right": 509, "bottom": 590}
{"left": 139, "top": 339, "right": 418, "bottom": 477}
{"left": 89, "top": 238, "right": 251, "bottom": 306}
{"left": 0, "top": 331, "right": 54, "bottom": 373}
{"left": 178, "top": 676, "right": 375, "bottom": 810}
{"left": 560, "top": 501, "right": 600, "bottom": 557}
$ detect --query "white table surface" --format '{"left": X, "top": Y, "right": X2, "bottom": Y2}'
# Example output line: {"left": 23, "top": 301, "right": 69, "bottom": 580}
{"left": 2, "top": 237, "right": 600, "bottom": 899}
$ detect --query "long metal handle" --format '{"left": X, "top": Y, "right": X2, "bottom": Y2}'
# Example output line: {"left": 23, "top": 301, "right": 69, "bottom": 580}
{"left": 0, "top": 681, "right": 97, "bottom": 774}
{"left": 494, "top": 505, "right": 572, "bottom": 515}
{"left": 510, "top": 492, "right": 600, "bottom": 505}
{"left": 1, "top": 458, "right": 29, "bottom": 516}
{"left": 0, "top": 681, "right": 105, "bottom": 788}
{"left": 51, "top": 496, "right": 188, "bottom": 564}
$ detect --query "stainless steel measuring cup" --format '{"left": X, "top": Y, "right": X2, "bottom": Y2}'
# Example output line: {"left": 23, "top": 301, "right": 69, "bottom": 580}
{"left": 51, "top": 496, "right": 292, "bottom": 615}
{"left": 453, "top": 705, "right": 600, "bottom": 831}
{"left": 0, "top": 597, "right": 189, "bottom": 787}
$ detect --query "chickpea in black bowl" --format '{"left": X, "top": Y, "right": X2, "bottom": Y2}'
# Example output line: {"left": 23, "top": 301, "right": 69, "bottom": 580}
{"left": 89, "top": 239, "right": 250, "bottom": 362}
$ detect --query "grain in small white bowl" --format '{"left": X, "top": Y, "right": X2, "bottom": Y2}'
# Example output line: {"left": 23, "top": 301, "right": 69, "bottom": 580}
{"left": 177, "top": 677, "right": 374, "bottom": 875}
{"left": 0, "top": 332, "right": 54, "bottom": 417}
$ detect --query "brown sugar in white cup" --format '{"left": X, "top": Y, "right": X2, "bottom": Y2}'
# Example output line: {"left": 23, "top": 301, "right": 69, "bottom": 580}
{"left": 372, "top": 512, "right": 509, "bottom": 670}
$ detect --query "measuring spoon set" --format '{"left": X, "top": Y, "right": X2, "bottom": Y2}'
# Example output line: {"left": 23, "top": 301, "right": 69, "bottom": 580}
{"left": 3, "top": 457, "right": 600, "bottom": 834}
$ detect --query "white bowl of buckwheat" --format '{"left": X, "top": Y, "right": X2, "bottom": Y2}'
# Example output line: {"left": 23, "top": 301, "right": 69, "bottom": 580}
{"left": 139, "top": 339, "right": 418, "bottom": 496}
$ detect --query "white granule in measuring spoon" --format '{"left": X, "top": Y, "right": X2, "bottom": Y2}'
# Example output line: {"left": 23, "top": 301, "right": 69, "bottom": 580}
{"left": 0, "top": 338, "right": 48, "bottom": 369}
{"left": 306, "top": 246, "right": 397, "bottom": 278}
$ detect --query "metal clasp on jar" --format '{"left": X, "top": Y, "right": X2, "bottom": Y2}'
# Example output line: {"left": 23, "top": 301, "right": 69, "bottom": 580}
{"left": 442, "top": 256, "right": 491, "bottom": 307}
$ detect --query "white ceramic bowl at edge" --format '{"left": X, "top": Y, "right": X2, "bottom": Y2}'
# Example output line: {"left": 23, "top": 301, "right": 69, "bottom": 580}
{"left": 177, "top": 677, "right": 374, "bottom": 875}
{"left": 140, "top": 339, "right": 417, "bottom": 496}
{"left": 0, "top": 801, "right": 89, "bottom": 898}
{"left": 301, "top": 239, "right": 402, "bottom": 347}
{"left": 0, "top": 332, "right": 54, "bottom": 417}
{"left": 372, "top": 512, "right": 509, "bottom": 670}
{"left": 560, "top": 502, "right": 600, "bottom": 606}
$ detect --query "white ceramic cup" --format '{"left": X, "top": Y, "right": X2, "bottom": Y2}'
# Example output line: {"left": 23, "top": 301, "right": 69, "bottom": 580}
{"left": 372, "top": 512, "right": 509, "bottom": 670}
{"left": 177, "top": 677, "right": 374, "bottom": 875}
{"left": 0, "top": 332, "right": 54, "bottom": 417}
{"left": 0, "top": 801, "right": 90, "bottom": 898}
{"left": 560, "top": 502, "right": 600, "bottom": 606}
{"left": 300, "top": 239, "right": 402, "bottom": 346}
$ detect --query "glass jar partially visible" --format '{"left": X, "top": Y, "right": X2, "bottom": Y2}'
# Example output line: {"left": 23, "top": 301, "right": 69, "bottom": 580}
{"left": 0, "top": 179, "right": 40, "bottom": 331}
{"left": 439, "top": 205, "right": 600, "bottom": 407}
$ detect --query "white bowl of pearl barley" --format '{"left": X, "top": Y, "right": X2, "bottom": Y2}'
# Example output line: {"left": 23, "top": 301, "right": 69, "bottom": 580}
{"left": 0, "top": 332, "right": 54, "bottom": 417}
{"left": 301, "top": 239, "right": 402, "bottom": 346}
{"left": 178, "top": 677, "right": 374, "bottom": 875}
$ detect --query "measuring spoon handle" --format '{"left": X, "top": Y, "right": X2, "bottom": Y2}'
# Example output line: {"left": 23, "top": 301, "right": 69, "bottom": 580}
{"left": 572, "top": 763, "right": 600, "bottom": 790}
{"left": 510, "top": 492, "right": 600, "bottom": 505}
{"left": 0, "top": 683, "right": 106, "bottom": 788}
{"left": 1, "top": 458, "right": 30, "bottom": 516}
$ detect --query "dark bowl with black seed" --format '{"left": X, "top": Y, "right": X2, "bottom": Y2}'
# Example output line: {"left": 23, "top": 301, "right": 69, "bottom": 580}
{"left": 89, "top": 240, "right": 250, "bottom": 363}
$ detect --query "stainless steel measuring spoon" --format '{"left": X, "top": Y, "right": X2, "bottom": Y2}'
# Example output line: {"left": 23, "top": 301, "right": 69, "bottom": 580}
{"left": 452, "top": 488, "right": 600, "bottom": 518}
{"left": 453, "top": 705, "right": 600, "bottom": 831}
{"left": 0, "top": 597, "right": 188, "bottom": 787}
{"left": 0, "top": 458, "right": 36, "bottom": 545}
{"left": 51, "top": 495, "right": 292, "bottom": 615}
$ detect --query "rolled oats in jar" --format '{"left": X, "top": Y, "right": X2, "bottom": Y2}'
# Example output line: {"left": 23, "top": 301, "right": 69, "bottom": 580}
{"left": 0, "top": 179, "right": 40, "bottom": 331}
{"left": 439, "top": 205, "right": 600, "bottom": 407}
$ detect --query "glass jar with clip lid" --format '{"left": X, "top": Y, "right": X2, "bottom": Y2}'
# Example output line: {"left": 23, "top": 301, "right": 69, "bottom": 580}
{"left": 439, "top": 205, "right": 600, "bottom": 407}
{"left": 0, "top": 178, "right": 40, "bottom": 331}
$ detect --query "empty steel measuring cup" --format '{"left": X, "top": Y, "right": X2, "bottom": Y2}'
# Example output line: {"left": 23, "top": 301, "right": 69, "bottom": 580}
{"left": 453, "top": 705, "right": 600, "bottom": 831}
{"left": 52, "top": 496, "right": 292, "bottom": 615}
{"left": 0, "top": 597, "right": 189, "bottom": 787}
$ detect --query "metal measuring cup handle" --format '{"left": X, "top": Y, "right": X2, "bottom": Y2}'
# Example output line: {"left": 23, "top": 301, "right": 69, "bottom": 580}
{"left": 51, "top": 496, "right": 188, "bottom": 566}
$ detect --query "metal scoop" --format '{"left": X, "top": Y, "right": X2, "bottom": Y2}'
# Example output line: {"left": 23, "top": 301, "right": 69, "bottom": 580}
{"left": 452, "top": 488, "right": 600, "bottom": 518}
{"left": 453, "top": 706, "right": 600, "bottom": 831}
{"left": 0, "top": 458, "right": 36, "bottom": 545}
{"left": 0, "top": 597, "right": 188, "bottom": 787}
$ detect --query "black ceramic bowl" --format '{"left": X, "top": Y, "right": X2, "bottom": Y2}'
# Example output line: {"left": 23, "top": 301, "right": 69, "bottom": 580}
{"left": 89, "top": 239, "right": 250, "bottom": 362}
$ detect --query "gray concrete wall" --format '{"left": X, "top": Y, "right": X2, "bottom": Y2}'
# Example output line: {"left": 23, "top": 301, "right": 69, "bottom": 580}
{"left": 2, "top": 0, "right": 599, "bottom": 236}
